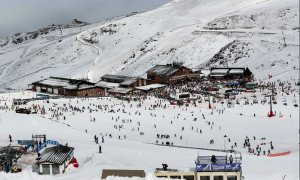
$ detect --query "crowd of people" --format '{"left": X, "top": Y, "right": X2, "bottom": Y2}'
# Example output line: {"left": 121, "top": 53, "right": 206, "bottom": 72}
{"left": 0, "top": 78, "right": 298, "bottom": 159}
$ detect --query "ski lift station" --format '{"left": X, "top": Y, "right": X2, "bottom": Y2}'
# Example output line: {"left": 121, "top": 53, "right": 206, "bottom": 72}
{"left": 155, "top": 154, "right": 242, "bottom": 180}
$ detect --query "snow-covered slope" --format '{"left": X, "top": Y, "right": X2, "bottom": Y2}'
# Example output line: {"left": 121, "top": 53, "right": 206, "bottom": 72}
{"left": 0, "top": 84, "right": 299, "bottom": 179}
{"left": 0, "top": 0, "right": 299, "bottom": 90}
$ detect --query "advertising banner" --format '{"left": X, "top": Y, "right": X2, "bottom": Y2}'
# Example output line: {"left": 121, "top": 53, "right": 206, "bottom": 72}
{"left": 196, "top": 163, "right": 241, "bottom": 172}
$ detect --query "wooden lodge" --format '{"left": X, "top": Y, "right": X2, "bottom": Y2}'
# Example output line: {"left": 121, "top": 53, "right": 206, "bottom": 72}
{"left": 31, "top": 77, "right": 95, "bottom": 96}
{"left": 100, "top": 74, "right": 147, "bottom": 88}
{"left": 146, "top": 64, "right": 194, "bottom": 84}
{"left": 36, "top": 145, "right": 74, "bottom": 175}
{"left": 97, "top": 74, "right": 148, "bottom": 95}
{"left": 208, "top": 67, "right": 253, "bottom": 83}
{"left": 64, "top": 84, "right": 105, "bottom": 97}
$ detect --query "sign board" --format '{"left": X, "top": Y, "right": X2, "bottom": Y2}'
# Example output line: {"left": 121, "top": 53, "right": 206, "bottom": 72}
{"left": 196, "top": 163, "right": 241, "bottom": 172}
{"left": 196, "top": 164, "right": 211, "bottom": 171}
{"left": 17, "top": 140, "right": 35, "bottom": 146}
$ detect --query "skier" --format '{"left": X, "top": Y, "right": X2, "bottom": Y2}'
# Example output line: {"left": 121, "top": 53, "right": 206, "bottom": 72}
{"left": 99, "top": 145, "right": 102, "bottom": 153}
{"left": 211, "top": 155, "right": 217, "bottom": 164}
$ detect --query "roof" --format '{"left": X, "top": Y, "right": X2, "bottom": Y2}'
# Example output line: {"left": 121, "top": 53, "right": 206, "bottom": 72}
{"left": 102, "top": 74, "right": 132, "bottom": 82}
{"left": 59, "top": 84, "right": 97, "bottom": 90}
{"left": 101, "top": 169, "right": 145, "bottom": 179}
{"left": 209, "top": 67, "right": 252, "bottom": 77}
{"left": 210, "top": 67, "right": 246, "bottom": 74}
{"left": 63, "top": 85, "right": 78, "bottom": 90}
{"left": 211, "top": 69, "right": 229, "bottom": 74}
{"left": 78, "top": 84, "right": 99, "bottom": 90}
{"left": 96, "top": 81, "right": 120, "bottom": 88}
{"left": 147, "top": 65, "right": 181, "bottom": 76}
{"left": 135, "top": 84, "right": 166, "bottom": 91}
{"left": 33, "top": 77, "right": 72, "bottom": 87}
{"left": 32, "top": 77, "right": 94, "bottom": 88}
{"left": 210, "top": 74, "right": 226, "bottom": 77}
{"left": 108, "top": 87, "right": 132, "bottom": 94}
{"left": 228, "top": 69, "right": 245, "bottom": 74}
{"left": 36, "top": 145, "right": 74, "bottom": 165}
{"left": 120, "top": 78, "right": 138, "bottom": 86}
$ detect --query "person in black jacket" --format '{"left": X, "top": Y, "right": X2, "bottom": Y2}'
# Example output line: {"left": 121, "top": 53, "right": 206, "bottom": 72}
{"left": 211, "top": 155, "right": 217, "bottom": 164}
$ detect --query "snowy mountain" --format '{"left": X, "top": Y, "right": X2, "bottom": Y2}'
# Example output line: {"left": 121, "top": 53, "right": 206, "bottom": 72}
{"left": 0, "top": 1, "right": 299, "bottom": 179}
{"left": 0, "top": 0, "right": 299, "bottom": 90}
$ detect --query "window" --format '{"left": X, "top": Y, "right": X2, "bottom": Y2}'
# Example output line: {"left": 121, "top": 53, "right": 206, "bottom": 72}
{"left": 42, "top": 164, "right": 50, "bottom": 174}
{"left": 200, "top": 176, "right": 210, "bottom": 180}
{"left": 213, "top": 176, "right": 223, "bottom": 180}
{"left": 41, "top": 87, "right": 47, "bottom": 93}
{"left": 183, "top": 175, "right": 195, "bottom": 180}
{"left": 53, "top": 89, "right": 59, "bottom": 94}
{"left": 52, "top": 165, "right": 60, "bottom": 174}
{"left": 227, "top": 176, "right": 237, "bottom": 180}
{"left": 47, "top": 88, "right": 52, "bottom": 93}
{"left": 170, "top": 176, "right": 181, "bottom": 179}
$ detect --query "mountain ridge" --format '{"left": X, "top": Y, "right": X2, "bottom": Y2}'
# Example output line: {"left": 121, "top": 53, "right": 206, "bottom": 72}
{"left": 0, "top": 0, "right": 299, "bottom": 90}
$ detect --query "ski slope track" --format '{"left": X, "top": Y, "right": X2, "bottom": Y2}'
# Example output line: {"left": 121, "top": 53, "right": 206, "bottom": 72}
{"left": 0, "top": 86, "right": 299, "bottom": 180}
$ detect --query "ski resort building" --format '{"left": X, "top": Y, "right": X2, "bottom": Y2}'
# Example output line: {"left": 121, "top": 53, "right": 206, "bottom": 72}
{"left": 155, "top": 155, "right": 242, "bottom": 180}
{"left": 97, "top": 74, "right": 148, "bottom": 95}
{"left": 134, "top": 84, "right": 166, "bottom": 93}
{"left": 31, "top": 77, "right": 94, "bottom": 96}
{"left": 100, "top": 74, "right": 147, "bottom": 88}
{"left": 146, "top": 64, "right": 194, "bottom": 84}
{"left": 64, "top": 84, "right": 105, "bottom": 97}
{"left": 208, "top": 67, "right": 253, "bottom": 83}
{"left": 36, "top": 145, "right": 74, "bottom": 175}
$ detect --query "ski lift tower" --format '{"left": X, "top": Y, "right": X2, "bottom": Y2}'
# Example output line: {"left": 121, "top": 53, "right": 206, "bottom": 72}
{"left": 267, "top": 83, "right": 276, "bottom": 117}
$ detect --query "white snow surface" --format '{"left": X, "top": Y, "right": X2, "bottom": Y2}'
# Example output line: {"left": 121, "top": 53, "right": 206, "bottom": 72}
{"left": 0, "top": 81, "right": 299, "bottom": 180}
{"left": 0, "top": 0, "right": 299, "bottom": 90}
